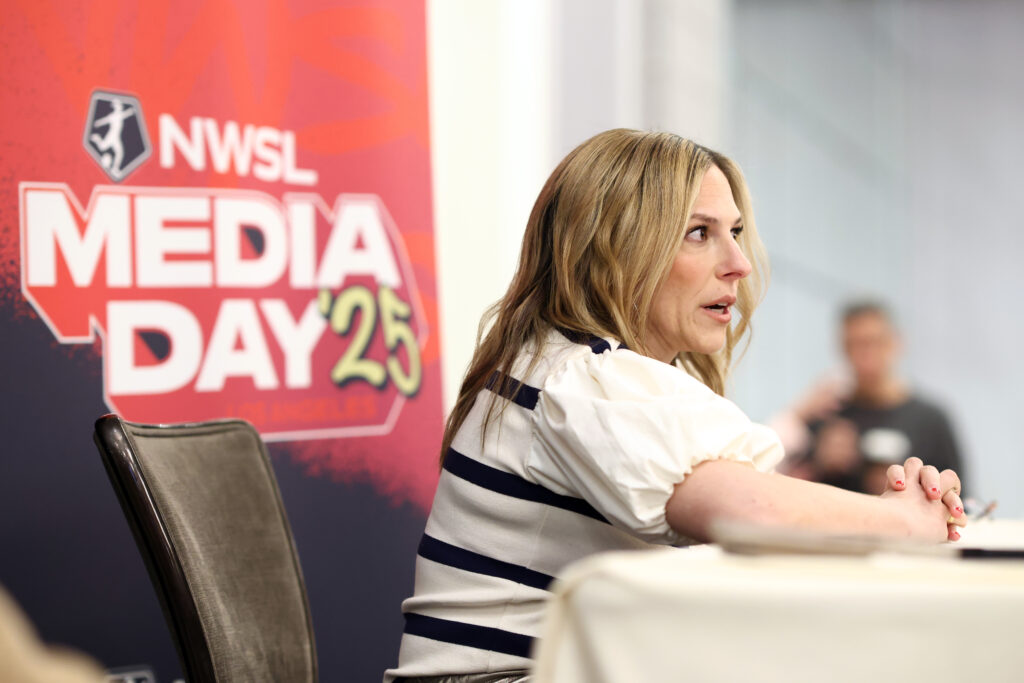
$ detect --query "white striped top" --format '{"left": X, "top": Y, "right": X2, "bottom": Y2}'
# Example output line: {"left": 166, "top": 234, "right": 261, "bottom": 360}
{"left": 384, "top": 328, "right": 783, "bottom": 680}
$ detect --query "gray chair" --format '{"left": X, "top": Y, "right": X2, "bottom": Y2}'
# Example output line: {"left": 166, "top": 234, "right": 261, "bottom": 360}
{"left": 94, "top": 415, "right": 317, "bottom": 683}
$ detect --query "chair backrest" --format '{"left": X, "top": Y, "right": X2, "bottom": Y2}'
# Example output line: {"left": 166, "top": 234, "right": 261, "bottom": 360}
{"left": 94, "top": 415, "right": 317, "bottom": 683}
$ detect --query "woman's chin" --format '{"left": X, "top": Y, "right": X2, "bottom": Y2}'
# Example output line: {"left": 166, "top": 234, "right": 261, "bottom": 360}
{"left": 689, "top": 336, "right": 728, "bottom": 355}
{"left": 668, "top": 329, "right": 728, "bottom": 357}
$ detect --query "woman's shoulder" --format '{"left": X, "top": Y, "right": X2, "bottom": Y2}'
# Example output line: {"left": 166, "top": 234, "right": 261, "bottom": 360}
{"left": 508, "top": 327, "right": 614, "bottom": 384}
{"left": 527, "top": 328, "right": 717, "bottom": 404}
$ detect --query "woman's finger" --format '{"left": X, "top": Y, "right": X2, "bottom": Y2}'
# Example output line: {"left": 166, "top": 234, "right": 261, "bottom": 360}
{"left": 886, "top": 464, "right": 907, "bottom": 491}
{"left": 942, "top": 488, "right": 967, "bottom": 528}
{"left": 938, "top": 467, "right": 966, "bottom": 540}
{"left": 902, "top": 457, "right": 924, "bottom": 486}
{"left": 939, "top": 469, "right": 962, "bottom": 497}
{"left": 918, "top": 465, "right": 941, "bottom": 500}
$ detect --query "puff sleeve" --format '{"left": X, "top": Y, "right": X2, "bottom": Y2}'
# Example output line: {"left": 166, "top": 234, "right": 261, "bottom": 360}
{"left": 528, "top": 349, "right": 784, "bottom": 544}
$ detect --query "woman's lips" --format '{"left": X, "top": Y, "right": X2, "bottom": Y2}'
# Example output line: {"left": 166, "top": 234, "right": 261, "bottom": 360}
{"left": 702, "top": 304, "right": 732, "bottom": 323}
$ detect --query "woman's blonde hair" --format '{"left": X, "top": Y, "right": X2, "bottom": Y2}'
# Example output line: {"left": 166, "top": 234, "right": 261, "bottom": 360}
{"left": 441, "top": 129, "right": 768, "bottom": 460}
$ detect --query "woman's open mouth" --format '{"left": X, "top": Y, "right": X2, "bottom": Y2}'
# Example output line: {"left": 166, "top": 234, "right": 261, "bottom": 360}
{"left": 702, "top": 299, "right": 734, "bottom": 323}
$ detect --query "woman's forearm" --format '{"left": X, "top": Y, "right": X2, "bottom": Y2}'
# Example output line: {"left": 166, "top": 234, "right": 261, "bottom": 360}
{"left": 665, "top": 459, "right": 941, "bottom": 543}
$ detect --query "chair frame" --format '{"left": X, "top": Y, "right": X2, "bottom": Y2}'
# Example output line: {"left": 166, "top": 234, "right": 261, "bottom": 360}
{"left": 94, "top": 414, "right": 317, "bottom": 683}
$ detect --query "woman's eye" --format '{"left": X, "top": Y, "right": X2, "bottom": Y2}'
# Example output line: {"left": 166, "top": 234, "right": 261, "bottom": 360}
{"left": 686, "top": 226, "right": 708, "bottom": 241}
{"left": 731, "top": 226, "right": 744, "bottom": 240}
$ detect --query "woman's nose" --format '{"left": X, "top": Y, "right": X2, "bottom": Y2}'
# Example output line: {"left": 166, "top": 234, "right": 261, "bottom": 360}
{"left": 718, "top": 238, "right": 752, "bottom": 280}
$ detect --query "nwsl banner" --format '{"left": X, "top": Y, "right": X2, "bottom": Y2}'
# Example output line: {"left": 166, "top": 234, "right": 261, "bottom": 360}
{"left": 2, "top": 0, "right": 439, "bottom": 677}
{"left": 5, "top": 0, "right": 441, "bottom": 510}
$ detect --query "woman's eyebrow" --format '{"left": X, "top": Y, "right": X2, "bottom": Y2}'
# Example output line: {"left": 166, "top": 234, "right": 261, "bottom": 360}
{"left": 689, "top": 212, "right": 743, "bottom": 226}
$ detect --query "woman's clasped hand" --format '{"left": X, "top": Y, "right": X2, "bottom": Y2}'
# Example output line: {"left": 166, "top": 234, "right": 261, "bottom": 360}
{"left": 883, "top": 456, "right": 966, "bottom": 541}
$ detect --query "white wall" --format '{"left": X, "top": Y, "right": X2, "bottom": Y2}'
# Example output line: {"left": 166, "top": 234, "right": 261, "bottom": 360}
{"left": 427, "top": 0, "right": 555, "bottom": 410}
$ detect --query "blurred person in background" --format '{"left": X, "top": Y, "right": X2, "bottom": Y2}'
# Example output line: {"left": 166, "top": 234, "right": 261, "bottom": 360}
{"left": 775, "top": 301, "right": 966, "bottom": 495}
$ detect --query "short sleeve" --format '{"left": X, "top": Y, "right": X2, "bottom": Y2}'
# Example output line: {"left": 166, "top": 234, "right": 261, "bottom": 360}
{"left": 528, "top": 349, "right": 784, "bottom": 544}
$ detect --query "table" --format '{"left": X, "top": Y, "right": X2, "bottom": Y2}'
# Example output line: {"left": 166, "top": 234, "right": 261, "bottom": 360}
{"left": 532, "top": 520, "right": 1024, "bottom": 683}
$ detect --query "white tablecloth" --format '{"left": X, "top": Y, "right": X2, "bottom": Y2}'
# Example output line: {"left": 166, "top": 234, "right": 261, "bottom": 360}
{"left": 533, "top": 520, "right": 1024, "bottom": 683}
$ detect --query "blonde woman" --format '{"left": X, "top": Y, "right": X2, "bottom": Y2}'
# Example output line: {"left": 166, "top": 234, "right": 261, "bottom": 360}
{"left": 385, "top": 130, "right": 964, "bottom": 683}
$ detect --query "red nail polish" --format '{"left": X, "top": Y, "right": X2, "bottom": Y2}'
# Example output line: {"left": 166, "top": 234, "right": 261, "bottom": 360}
{"left": 955, "top": 506, "right": 963, "bottom": 515}
{"left": 953, "top": 531, "right": 961, "bottom": 541}
{"left": 895, "top": 480, "right": 904, "bottom": 487}
{"left": 931, "top": 487, "right": 939, "bottom": 493}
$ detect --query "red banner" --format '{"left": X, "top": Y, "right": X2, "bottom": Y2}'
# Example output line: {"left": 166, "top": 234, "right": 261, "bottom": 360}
{"left": 2, "top": 0, "right": 441, "bottom": 511}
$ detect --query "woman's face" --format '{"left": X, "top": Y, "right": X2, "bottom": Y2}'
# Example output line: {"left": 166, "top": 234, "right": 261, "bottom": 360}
{"left": 646, "top": 165, "right": 752, "bottom": 362}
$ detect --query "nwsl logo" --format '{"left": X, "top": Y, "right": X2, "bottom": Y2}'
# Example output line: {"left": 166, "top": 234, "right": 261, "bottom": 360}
{"left": 19, "top": 92, "right": 427, "bottom": 440}
{"left": 83, "top": 91, "right": 151, "bottom": 182}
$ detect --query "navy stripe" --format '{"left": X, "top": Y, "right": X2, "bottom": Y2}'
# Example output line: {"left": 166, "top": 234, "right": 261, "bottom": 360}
{"left": 418, "top": 534, "right": 554, "bottom": 591}
{"left": 403, "top": 613, "right": 534, "bottom": 659}
{"left": 485, "top": 371, "right": 540, "bottom": 410}
{"left": 444, "top": 448, "right": 610, "bottom": 524}
{"left": 556, "top": 326, "right": 613, "bottom": 354}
